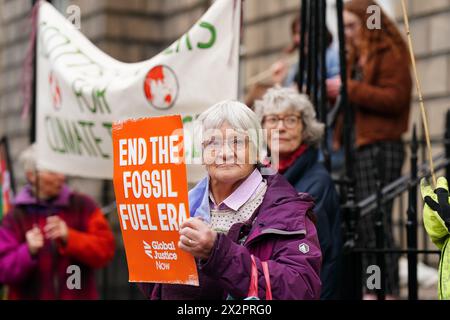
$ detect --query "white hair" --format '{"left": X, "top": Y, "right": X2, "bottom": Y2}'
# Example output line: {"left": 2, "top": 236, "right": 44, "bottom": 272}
{"left": 195, "top": 100, "right": 267, "bottom": 163}
{"left": 254, "top": 86, "right": 325, "bottom": 147}
{"left": 19, "top": 143, "right": 37, "bottom": 172}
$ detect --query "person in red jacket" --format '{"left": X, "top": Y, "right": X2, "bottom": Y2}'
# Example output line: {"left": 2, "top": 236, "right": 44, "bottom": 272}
{"left": 0, "top": 144, "right": 115, "bottom": 299}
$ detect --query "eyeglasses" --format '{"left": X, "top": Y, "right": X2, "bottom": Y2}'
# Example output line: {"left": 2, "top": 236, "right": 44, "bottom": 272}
{"left": 202, "top": 136, "right": 248, "bottom": 153}
{"left": 263, "top": 114, "right": 302, "bottom": 129}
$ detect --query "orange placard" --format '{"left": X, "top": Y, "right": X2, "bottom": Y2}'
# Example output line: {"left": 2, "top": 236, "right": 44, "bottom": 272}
{"left": 112, "top": 115, "right": 199, "bottom": 285}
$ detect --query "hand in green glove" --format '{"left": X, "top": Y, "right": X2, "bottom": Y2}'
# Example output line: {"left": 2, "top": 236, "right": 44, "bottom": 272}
{"left": 420, "top": 177, "right": 450, "bottom": 249}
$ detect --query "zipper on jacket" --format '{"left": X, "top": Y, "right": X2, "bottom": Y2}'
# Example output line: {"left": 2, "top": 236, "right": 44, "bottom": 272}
{"left": 245, "top": 228, "right": 307, "bottom": 247}
{"left": 261, "top": 228, "right": 306, "bottom": 236}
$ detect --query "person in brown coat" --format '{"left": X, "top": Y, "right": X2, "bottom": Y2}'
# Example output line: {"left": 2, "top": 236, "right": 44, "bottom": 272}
{"left": 327, "top": 0, "right": 412, "bottom": 298}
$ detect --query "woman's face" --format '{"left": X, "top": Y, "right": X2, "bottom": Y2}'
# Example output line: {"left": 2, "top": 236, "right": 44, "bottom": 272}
{"left": 262, "top": 109, "right": 303, "bottom": 157}
{"left": 203, "top": 122, "right": 255, "bottom": 185}
{"left": 343, "top": 10, "right": 362, "bottom": 47}
{"left": 26, "top": 170, "right": 66, "bottom": 200}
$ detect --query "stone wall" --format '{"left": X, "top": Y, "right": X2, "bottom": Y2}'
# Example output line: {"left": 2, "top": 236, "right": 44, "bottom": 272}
{"left": 394, "top": 0, "right": 450, "bottom": 149}
{"left": 0, "top": 0, "right": 34, "bottom": 185}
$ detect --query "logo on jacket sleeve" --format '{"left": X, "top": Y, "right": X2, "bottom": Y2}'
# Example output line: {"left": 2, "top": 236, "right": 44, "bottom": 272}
{"left": 299, "top": 243, "right": 310, "bottom": 254}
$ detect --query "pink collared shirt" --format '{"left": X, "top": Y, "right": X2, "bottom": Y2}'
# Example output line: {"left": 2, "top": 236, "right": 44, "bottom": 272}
{"left": 209, "top": 168, "right": 263, "bottom": 211}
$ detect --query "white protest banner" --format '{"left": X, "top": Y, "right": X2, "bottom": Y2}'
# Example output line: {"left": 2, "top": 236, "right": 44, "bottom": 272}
{"left": 36, "top": 0, "right": 240, "bottom": 179}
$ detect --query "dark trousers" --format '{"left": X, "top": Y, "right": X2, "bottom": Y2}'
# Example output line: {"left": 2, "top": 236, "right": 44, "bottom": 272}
{"left": 355, "top": 141, "right": 405, "bottom": 295}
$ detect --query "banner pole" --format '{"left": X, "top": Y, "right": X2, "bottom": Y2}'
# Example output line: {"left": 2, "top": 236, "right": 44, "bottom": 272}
{"left": 400, "top": 0, "right": 436, "bottom": 187}
{"left": 30, "top": 0, "right": 39, "bottom": 143}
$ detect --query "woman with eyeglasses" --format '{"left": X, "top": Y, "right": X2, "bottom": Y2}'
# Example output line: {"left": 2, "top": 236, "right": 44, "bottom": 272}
{"left": 255, "top": 86, "right": 342, "bottom": 300}
{"left": 138, "top": 100, "right": 322, "bottom": 300}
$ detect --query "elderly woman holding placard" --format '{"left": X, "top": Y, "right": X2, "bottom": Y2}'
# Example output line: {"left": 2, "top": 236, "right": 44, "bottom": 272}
{"left": 139, "top": 101, "right": 322, "bottom": 300}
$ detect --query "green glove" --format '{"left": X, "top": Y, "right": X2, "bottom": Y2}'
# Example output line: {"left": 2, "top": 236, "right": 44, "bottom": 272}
{"left": 420, "top": 177, "right": 450, "bottom": 249}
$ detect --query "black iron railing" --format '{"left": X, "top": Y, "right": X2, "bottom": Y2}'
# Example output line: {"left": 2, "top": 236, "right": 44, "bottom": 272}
{"left": 300, "top": 0, "right": 449, "bottom": 300}
{"left": 338, "top": 119, "right": 450, "bottom": 300}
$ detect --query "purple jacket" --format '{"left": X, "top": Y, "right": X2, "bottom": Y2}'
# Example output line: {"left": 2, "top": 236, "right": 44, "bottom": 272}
{"left": 139, "top": 173, "right": 322, "bottom": 300}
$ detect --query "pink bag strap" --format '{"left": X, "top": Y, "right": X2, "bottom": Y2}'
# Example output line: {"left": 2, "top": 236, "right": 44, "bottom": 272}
{"left": 247, "top": 255, "right": 273, "bottom": 300}
{"left": 247, "top": 255, "right": 259, "bottom": 297}
{"left": 261, "top": 261, "right": 272, "bottom": 300}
